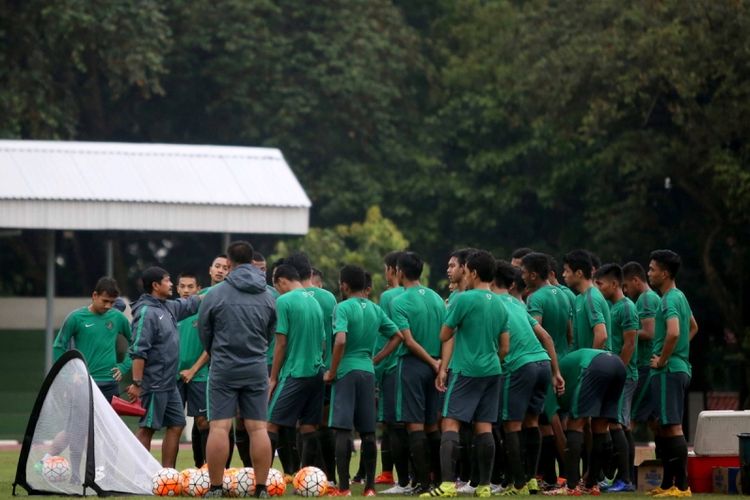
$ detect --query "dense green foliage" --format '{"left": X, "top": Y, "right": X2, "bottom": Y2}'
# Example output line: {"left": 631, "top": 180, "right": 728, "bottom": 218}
{"left": 1, "top": 1, "right": 748, "bottom": 399}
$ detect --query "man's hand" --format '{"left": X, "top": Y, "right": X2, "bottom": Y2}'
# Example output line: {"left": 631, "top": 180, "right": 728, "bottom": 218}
{"left": 552, "top": 372, "right": 565, "bottom": 396}
{"left": 268, "top": 378, "right": 277, "bottom": 400}
{"left": 323, "top": 370, "right": 335, "bottom": 384}
{"left": 180, "top": 369, "right": 195, "bottom": 383}
{"left": 435, "top": 370, "right": 448, "bottom": 392}
{"left": 111, "top": 367, "right": 123, "bottom": 382}
{"left": 650, "top": 354, "right": 663, "bottom": 369}
{"left": 126, "top": 384, "right": 141, "bottom": 402}
{"left": 431, "top": 359, "right": 441, "bottom": 374}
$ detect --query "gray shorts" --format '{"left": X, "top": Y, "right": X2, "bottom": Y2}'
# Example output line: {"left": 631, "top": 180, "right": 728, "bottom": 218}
{"left": 571, "top": 353, "right": 626, "bottom": 420}
{"left": 140, "top": 388, "right": 187, "bottom": 429}
{"left": 442, "top": 372, "right": 500, "bottom": 424}
{"left": 177, "top": 380, "right": 208, "bottom": 417}
{"left": 632, "top": 366, "right": 655, "bottom": 422}
{"left": 396, "top": 355, "right": 440, "bottom": 425}
{"left": 617, "top": 378, "right": 638, "bottom": 427}
{"left": 379, "top": 369, "right": 397, "bottom": 424}
{"left": 651, "top": 370, "right": 690, "bottom": 426}
{"left": 501, "top": 360, "right": 551, "bottom": 421}
{"left": 329, "top": 370, "right": 376, "bottom": 433}
{"left": 268, "top": 370, "right": 325, "bottom": 427}
{"left": 207, "top": 363, "right": 268, "bottom": 421}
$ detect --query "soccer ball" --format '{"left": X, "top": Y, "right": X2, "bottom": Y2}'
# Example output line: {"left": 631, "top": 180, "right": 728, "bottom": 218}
{"left": 180, "top": 468, "right": 198, "bottom": 493}
{"left": 223, "top": 468, "right": 240, "bottom": 497}
{"left": 183, "top": 469, "right": 211, "bottom": 497}
{"left": 294, "top": 466, "right": 328, "bottom": 497}
{"left": 42, "top": 455, "right": 71, "bottom": 483}
{"left": 266, "top": 468, "right": 286, "bottom": 496}
{"left": 152, "top": 467, "right": 182, "bottom": 496}
{"left": 236, "top": 468, "right": 256, "bottom": 497}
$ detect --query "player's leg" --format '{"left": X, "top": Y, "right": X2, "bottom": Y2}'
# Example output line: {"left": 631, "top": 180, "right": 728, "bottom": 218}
{"left": 352, "top": 370, "right": 378, "bottom": 494}
{"left": 657, "top": 372, "right": 690, "bottom": 493}
{"left": 298, "top": 371, "right": 325, "bottom": 467}
{"left": 522, "top": 361, "right": 550, "bottom": 492}
{"left": 238, "top": 366, "right": 272, "bottom": 497}
{"left": 400, "top": 356, "right": 432, "bottom": 492}
{"left": 329, "top": 371, "right": 356, "bottom": 493}
{"left": 471, "top": 374, "right": 500, "bottom": 496}
{"left": 609, "top": 378, "right": 637, "bottom": 491}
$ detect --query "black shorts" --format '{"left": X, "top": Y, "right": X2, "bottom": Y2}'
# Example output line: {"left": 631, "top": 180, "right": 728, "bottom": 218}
{"left": 268, "top": 370, "right": 325, "bottom": 427}
{"left": 329, "top": 370, "right": 376, "bottom": 433}
{"left": 570, "top": 353, "right": 625, "bottom": 420}
{"left": 96, "top": 380, "right": 120, "bottom": 403}
{"left": 379, "top": 369, "right": 397, "bottom": 424}
{"left": 442, "top": 372, "right": 501, "bottom": 424}
{"left": 396, "top": 355, "right": 440, "bottom": 425}
{"left": 140, "top": 388, "right": 186, "bottom": 429}
{"left": 617, "top": 378, "right": 638, "bottom": 427}
{"left": 632, "top": 366, "right": 656, "bottom": 423}
{"left": 651, "top": 370, "right": 690, "bottom": 426}
{"left": 501, "top": 360, "right": 551, "bottom": 421}
{"left": 207, "top": 363, "right": 268, "bottom": 421}
{"left": 177, "top": 380, "right": 208, "bottom": 417}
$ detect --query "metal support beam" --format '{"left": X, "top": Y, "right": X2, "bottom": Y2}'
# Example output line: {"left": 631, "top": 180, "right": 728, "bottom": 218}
{"left": 222, "top": 233, "right": 231, "bottom": 252}
{"left": 44, "top": 230, "right": 55, "bottom": 375}
{"left": 105, "top": 238, "right": 114, "bottom": 277}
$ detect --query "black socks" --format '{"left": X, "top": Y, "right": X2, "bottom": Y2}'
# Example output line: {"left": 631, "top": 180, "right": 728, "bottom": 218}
{"left": 610, "top": 428, "right": 630, "bottom": 483}
{"left": 540, "top": 435, "right": 558, "bottom": 484}
{"left": 335, "top": 430, "right": 352, "bottom": 491}
{"left": 390, "top": 426, "right": 410, "bottom": 487}
{"left": 586, "top": 432, "right": 607, "bottom": 489}
{"left": 523, "top": 427, "right": 541, "bottom": 482}
{"left": 564, "top": 430, "right": 584, "bottom": 487}
{"left": 440, "top": 431, "right": 460, "bottom": 483}
{"left": 361, "top": 433, "right": 377, "bottom": 490}
{"left": 504, "top": 431, "right": 525, "bottom": 488}
{"left": 474, "top": 432, "right": 495, "bottom": 486}
{"left": 427, "top": 430, "right": 442, "bottom": 484}
{"left": 409, "top": 430, "right": 430, "bottom": 488}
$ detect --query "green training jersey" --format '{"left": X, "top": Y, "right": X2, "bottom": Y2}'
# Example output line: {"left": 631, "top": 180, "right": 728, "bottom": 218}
{"left": 53, "top": 307, "right": 132, "bottom": 383}
{"left": 275, "top": 288, "right": 325, "bottom": 378}
{"left": 572, "top": 286, "right": 611, "bottom": 351}
{"left": 557, "top": 285, "right": 577, "bottom": 314}
{"left": 374, "top": 287, "right": 405, "bottom": 379}
{"left": 652, "top": 288, "right": 693, "bottom": 376}
{"left": 444, "top": 288, "right": 508, "bottom": 377}
{"left": 391, "top": 285, "right": 445, "bottom": 358}
{"left": 527, "top": 284, "right": 572, "bottom": 359}
{"left": 333, "top": 298, "right": 399, "bottom": 379}
{"left": 609, "top": 297, "right": 640, "bottom": 380}
{"left": 305, "top": 286, "right": 337, "bottom": 369}
{"left": 265, "top": 284, "right": 280, "bottom": 366}
{"left": 177, "top": 313, "right": 208, "bottom": 382}
{"left": 557, "top": 348, "right": 612, "bottom": 413}
{"left": 499, "top": 294, "right": 550, "bottom": 373}
{"left": 635, "top": 289, "right": 660, "bottom": 369}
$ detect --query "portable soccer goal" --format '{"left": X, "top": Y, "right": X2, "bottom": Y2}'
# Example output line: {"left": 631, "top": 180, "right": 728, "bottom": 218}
{"left": 13, "top": 350, "right": 161, "bottom": 496}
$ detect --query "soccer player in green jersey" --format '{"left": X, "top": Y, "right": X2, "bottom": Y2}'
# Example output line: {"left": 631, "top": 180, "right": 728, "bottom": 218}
{"left": 376, "top": 251, "right": 407, "bottom": 491}
{"left": 208, "top": 254, "right": 229, "bottom": 285}
{"left": 325, "top": 265, "right": 402, "bottom": 496}
{"left": 423, "top": 250, "right": 507, "bottom": 499}
{"left": 493, "top": 261, "right": 564, "bottom": 495}
{"left": 267, "top": 264, "right": 326, "bottom": 471}
{"left": 563, "top": 250, "right": 611, "bottom": 350}
{"left": 53, "top": 277, "right": 131, "bottom": 402}
{"left": 389, "top": 252, "right": 445, "bottom": 494}
{"left": 548, "top": 256, "right": 577, "bottom": 312}
{"left": 647, "top": 250, "right": 698, "bottom": 497}
{"left": 175, "top": 273, "right": 211, "bottom": 468}
{"left": 510, "top": 247, "right": 534, "bottom": 268}
{"left": 311, "top": 267, "right": 324, "bottom": 288}
{"left": 594, "top": 264, "right": 639, "bottom": 492}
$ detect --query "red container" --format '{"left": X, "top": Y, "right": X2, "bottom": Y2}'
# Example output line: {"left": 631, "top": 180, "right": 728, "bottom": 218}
{"left": 111, "top": 395, "right": 146, "bottom": 417}
{"left": 688, "top": 455, "right": 739, "bottom": 493}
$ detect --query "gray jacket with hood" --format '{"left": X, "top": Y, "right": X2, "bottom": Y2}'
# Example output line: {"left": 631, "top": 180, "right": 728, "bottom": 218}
{"left": 198, "top": 263, "right": 276, "bottom": 381}
{"left": 129, "top": 293, "right": 201, "bottom": 392}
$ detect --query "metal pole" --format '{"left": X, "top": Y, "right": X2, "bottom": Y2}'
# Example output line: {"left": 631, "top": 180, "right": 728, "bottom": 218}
{"left": 105, "top": 238, "right": 114, "bottom": 277}
{"left": 44, "top": 230, "right": 55, "bottom": 375}
{"left": 222, "top": 233, "right": 230, "bottom": 253}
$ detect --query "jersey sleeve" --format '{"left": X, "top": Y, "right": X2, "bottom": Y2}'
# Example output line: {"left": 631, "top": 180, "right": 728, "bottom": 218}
{"left": 129, "top": 306, "right": 155, "bottom": 360}
{"left": 585, "top": 292, "right": 606, "bottom": 327}
{"left": 333, "top": 303, "right": 350, "bottom": 333}
{"left": 638, "top": 292, "right": 657, "bottom": 319}
{"left": 663, "top": 294, "right": 679, "bottom": 320}
{"left": 526, "top": 311, "right": 539, "bottom": 328}
{"left": 53, "top": 311, "right": 78, "bottom": 361}
{"left": 390, "top": 298, "right": 410, "bottom": 331}
{"left": 378, "top": 306, "right": 400, "bottom": 338}
{"left": 115, "top": 313, "right": 133, "bottom": 374}
{"left": 526, "top": 292, "right": 544, "bottom": 319}
{"left": 275, "top": 297, "right": 290, "bottom": 336}
{"left": 620, "top": 301, "right": 640, "bottom": 332}
{"left": 166, "top": 295, "right": 201, "bottom": 322}
{"left": 444, "top": 294, "right": 466, "bottom": 329}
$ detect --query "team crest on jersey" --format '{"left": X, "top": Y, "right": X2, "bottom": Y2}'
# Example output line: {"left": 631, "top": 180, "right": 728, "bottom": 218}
{"left": 486, "top": 293, "right": 493, "bottom": 300}
{"left": 419, "top": 289, "right": 426, "bottom": 295}
{"left": 192, "top": 320, "right": 198, "bottom": 328}
{"left": 105, "top": 320, "right": 113, "bottom": 330}
{"left": 360, "top": 302, "right": 368, "bottom": 309}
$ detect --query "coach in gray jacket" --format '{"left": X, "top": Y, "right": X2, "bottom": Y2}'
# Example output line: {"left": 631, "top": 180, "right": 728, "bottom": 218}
{"left": 199, "top": 240, "right": 276, "bottom": 498}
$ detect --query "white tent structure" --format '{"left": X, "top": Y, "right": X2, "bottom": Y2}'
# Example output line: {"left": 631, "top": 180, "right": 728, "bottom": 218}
{"left": 0, "top": 140, "right": 312, "bottom": 372}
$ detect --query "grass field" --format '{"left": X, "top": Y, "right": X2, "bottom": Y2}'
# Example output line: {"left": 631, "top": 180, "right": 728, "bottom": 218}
{"left": 0, "top": 448, "right": 736, "bottom": 499}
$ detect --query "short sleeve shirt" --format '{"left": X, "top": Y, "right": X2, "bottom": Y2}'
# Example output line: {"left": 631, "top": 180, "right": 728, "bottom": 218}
{"left": 444, "top": 288, "right": 508, "bottom": 377}
{"left": 305, "top": 287, "right": 337, "bottom": 369}
{"left": 275, "top": 288, "right": 325, "bottom": 378}
{"left": 557, "top": 348, "right": 609, "bottom": 413}
{"left": 527, "top": 285, "right": 572, "bottom": 359}
{"left": 177, "top": 313, "right": 208, "bottom": 381}
{"left": 499, "top": 294, "right": 550, "bottom": 373}
{"left": 635, "top": 289, "right": 660, "bottom": 368}
{"left": 391, "top": 285, "right": 445, "bottom": 358}
{"left": 652, "top": 288, "right": 692, "bottom": 376}
{"left": 572, "top": 286, "right": 611, "bottom": 351}
{"left": 374, "top": 287, "right": 405, "bottom": 377}
{"left": 609, "top": 297, "right": 640, "bottom": 380}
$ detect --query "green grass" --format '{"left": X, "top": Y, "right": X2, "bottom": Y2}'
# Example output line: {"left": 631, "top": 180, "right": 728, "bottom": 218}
{"left": 0, "top": 449, "right": 737, "bottom": 499}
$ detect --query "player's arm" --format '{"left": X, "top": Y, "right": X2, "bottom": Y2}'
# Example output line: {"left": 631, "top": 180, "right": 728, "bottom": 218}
{"left": 499, "top": 331, "right": 510, "bottom": 361}
{"left": 401, "top": 328, "right": 438, "bottom": 371}
{"left": 168, "top": 294, "right": 202, "bottom": 322}
{"left": 620, "top": 328, "right": 636, "bottom": 367}
{"left": 638, "top": 317, "right": 655, "bottom": 341}
{"left": 181, "top": 351, "right": 210, "bottom": 383}
{"left": 592, "top": 323, "right": 607, "bottom": 349}
{"left": 532, "top": 323, "right": 563, "bottom": 391}
{"left": 197, "top": 295, "right": 215, "bottom": 353}
{"left": 52, "top": 314, "right": 76, "bottom": 361}
{"left": 439, "top": 324, "right": 456, "bottom": 342}
{"left": 373, "top": 314, "right": 403, "bottom": 365}
{"left": 689, "top": 314, "right": 699, "bottom": 340}
{"left": 269, "top": 333, "right": 287, "bottom": 395}
{"left": 435, "top": 330, "right": 455, "bottom": 392}
{"left": 114, "top": 315, "right": 132, "bottom": 380}
{"left": 127, "top": 358, "right": 145, "bottom": 402}
{"left": 652, "top": 317, "right": 680, "bottom": 368}
{"left": 326, "top": 332, "right": 347, "bottom": 382}
{"left": 567, "top": 319, "right": 573, "bottom": 346}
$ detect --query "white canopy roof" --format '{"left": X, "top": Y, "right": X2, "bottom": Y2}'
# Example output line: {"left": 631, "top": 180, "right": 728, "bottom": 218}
{"left": 0, "top": 140, "right": 311, "bottom": 234}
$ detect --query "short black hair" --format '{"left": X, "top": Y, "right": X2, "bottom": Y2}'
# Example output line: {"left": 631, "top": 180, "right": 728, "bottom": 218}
{"left": 594, "top": 263, "right": 623, "bottom": 283}
{"left": 227, "top": 241, "right": 254, "bottom": 264}
{"left": 311, "top": 267, "right": 323, "bottom": 279}
{"left": 93, "top": 277, "right": 120, "bottom": 297}
{"left": 364, "top": 271, "right": 373, "bottom": 290}
{"left": 521, "top": 252, "right": 550, "bottom": 279}
{"left": 384, "top": 251, "right": 405, "bottom": 270}
{"left": 340, "top": 264, "right": 367, "bottom": 292}
{"left": 450, "top": 247, "right": 477, "bottom": 266}
{"left": 214, "top": 253, "right": 228, "bottom": 260}
{"left": 252, "top": 251, "right": 265, "bottom": 262}
{"left": 286, "top": 251, "right": 313, "bottom": 280}
{"left": 466, "top": 250, "right": 496, "bottom": 282}
{"left": 511, "top": 247, "right": 534, "bottom": 260}
{"left": 397, "top": 251, "right": 423, "bottom": 281}
{"left": 563, "top": 249, "right": 594, "bottom": 279}
{"left": 650, "top": 249, "right": 681, "bottom": 279}
{"left": 178, "top": 272, "right": 200, "bottom": 286}
{"left": 513, "top": 270, "right": 526, "bottom": 294}
{"left": 273, "top": 264, "right": 301, "bottom": 283}
{"left": 622, "top": 261, "right": 647, "bottom": 282}
{"left": 142, "top": 266, "right": 169, "bottom": 293}
{"left": 494, "top": 260, "right": 517, "bottom": 289}
{"left": 587, "top": 250, "right": 601, "bottom": 270}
